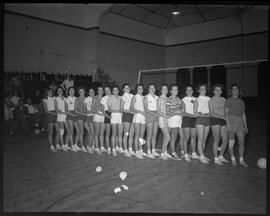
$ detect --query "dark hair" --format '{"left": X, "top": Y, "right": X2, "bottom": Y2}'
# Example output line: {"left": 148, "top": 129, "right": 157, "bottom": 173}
{"left": 147, "top": 83, "right": 156, "bottom": 90}
{"left": 135, "top": 84, "right": 144, "bottom": 91}
{"left": 229, "top": 83, "right": 241, "bottom": 96}
{"left": 185, "top": 85, "right": 193, "bottom": 90}
{"left": 67, "top": 86, "right": 75, "bottom": 94}
{"left": 212, "top": 84, "right": 224, "bottom": 92}
{"left": 231, "top": 83, "right": 240, "bottom": 90}
{"left": 112, "top": 85, "right": 120, "bottom": 91}
{"left": 77, "top": 86, "right": 86, "bottom": 93}
{"left": 170, "top": 84, "right": 178, "bottom": 92}
{"left": 197, "top": 83, "right": 208, "bottom": 93}
{"left": 69, "top": 74, "right": 74, "bottom": 79}
{"left": 104, "top": 85, "right": 111, "bottom": 90}
{"left": 43, "top": 87, "right": 52, "bottom": 99}
{"left": 56, "top": 86, "right": 65, "bottom": 94}
{"left": 122, "top": 83, "right": 130, "bottom": 90}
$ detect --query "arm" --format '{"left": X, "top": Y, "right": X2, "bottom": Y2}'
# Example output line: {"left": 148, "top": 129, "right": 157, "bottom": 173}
{"left": 225, "top": 107, "right": 231, "bottom": 132}
{"left": 193, "top": 100, "right": 199, "bottom": 117}
{"left": 242, "top": 110, "right": 248, "bottom": 133}
{"left": 157, "top": 98, "right": 167, "bottom": 118}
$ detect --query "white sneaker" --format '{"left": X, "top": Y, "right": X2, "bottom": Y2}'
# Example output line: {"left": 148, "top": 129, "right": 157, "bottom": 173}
{"left": 94, "top": 148, "right": 101, "bottom": 154}
{"left": 124, "top": 151, "right": 132, "bottom": 157}
{"left": 119, "top": 148, "right": 124, "bottom": 153}
{"left": 214, "top": 159, "right": 223, "bottom": 165}
{"left": 129, "top": 150, "right": 136, "bottom": 155}
{"left": 112, "top": 150, "right": 117, "bottom": 156}
{"left": 219, "top": 156, "right": 229, "bottom": 163}
{"left": 239, "top": 160, "right": 248, "bottom": 167}
{"left": 185, "top": 155, "right": 191, "bottom": 162}
{"left": 160, "top": 153, "right": 168, "bottom": 160}
{"left": 87, "top": 146, "right": 93, "bottom": 154}
{"left": 71, "top": 145, "right": 78, "bottom": 152}
{"left": 107, "top": 148, "right": 111, "bottom": 154}
{"left": 231, "top": 159, "right": 237, "bottom": 166}
{"left": 140, "top": 150, "right": 147, "bottom": 156}
{"left": 50, "top": 145, "right": 56, "bottom": 152}
{"left": 135, "top": 152, "right": 144, "bottom": 159}
{"left": 75, "top": 145, "right": 81, "bottom": 151}
{"left": 147, "top": 153, "right": 155, "bottom": 159}
{"left": 200, "top": 157, "right": 209, "bottom": 164}
{"left": 56, "top": 144, "right": 61, "bottom": 151}
{"left": 116, "top": 146, "right": 119, "bottom": 152}
{"left": 65, "top": 145, "right": 71, "bottom": 150}
{"left": 191, "top": 153, "right": 200, "bottom": 159}
{"left": 100, "top": 147, "right": 107, "bottom": 153}
{"left": 152, "top": 151, "right": 160, "bottom": 157}
{"left": 180, "top": 152, "right": 185, "bottom": 158}
{"left": 165, "top": 152, "right": 173, "bottom": 158}
{"left": 81, "top": 146, "right": 87, "bottom": 152}
{"left": 204, "top": 156, "right": 211, "bottom": 162}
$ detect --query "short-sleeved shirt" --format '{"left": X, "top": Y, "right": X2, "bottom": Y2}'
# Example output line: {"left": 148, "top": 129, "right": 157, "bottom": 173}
{"left": 100, "top": 95, "right": 110, "bottom": 111}
{"left": 225, "top": 97, "right": 245, "bottom": 116}
{"left": 196, "top": 95, "right": 210, "bottom": 114}
{"left": 122, "top": 93, "right": 134, "bottom": 110}
{"left": 84, "top": 96, "right": 93, "bottom": 111}
{"left": 65, "top": 96, "right": 76, "bottom": 111}
{"left": 43, "top": 96, "right": 55, "bottom": 111}
{"left": 107, "top": 95, "right": 121, "bottom": 111}
{"left": 55, "top": 96, "right": 66, "bottom": 112}
{"left": 158, "top": 95, "right": 168, "bottom": 114}
{"left": 209, "top": 96, "right": 226, "bottom": 117}
{"left": 182, "top": 96, "right": 196, "bottom": 115}
{"left": 167, "top": 96, "right": 181, "bottom": 114}
{"left": 146, "top": 94, "right": 159, "bottom": 111}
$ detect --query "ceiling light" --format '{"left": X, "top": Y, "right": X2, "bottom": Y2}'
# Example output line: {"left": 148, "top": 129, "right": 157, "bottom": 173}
{"left": 171, "top": 11, "right": 180, "bottom": 15}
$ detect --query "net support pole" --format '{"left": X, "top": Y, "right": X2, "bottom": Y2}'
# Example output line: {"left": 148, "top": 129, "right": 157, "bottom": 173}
{"left": 138, "top": 70, "right": 142, "bottom": 84}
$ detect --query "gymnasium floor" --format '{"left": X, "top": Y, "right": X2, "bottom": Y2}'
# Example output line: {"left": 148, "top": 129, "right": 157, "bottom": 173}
{"left": 3, "top": 109, "right": 266, "bottom": 213}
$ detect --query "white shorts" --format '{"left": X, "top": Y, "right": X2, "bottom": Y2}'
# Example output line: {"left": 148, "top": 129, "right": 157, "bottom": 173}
{"left": 93, "top": 114, "right": 104, "bottom": 123}
{"left": 133, "top": 113, "right": 145, "bottom": 124}
{"left": 111, "top": 112, "right": 122, "bottom": 124}
{"left": 57, "top": 113, "right": 67, "bottom": 122}
{"left": 159, "top": 117, "right": 168, "bottom": 128}
{"left": 168, "top": 115, "right": 182, "bottom": 128}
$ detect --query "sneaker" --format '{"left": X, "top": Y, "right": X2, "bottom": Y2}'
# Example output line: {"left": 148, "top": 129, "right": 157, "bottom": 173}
{"left": 180, "top": 152, "right": 185, "bottom": 158}
{"left": 200, "top": 157, "right": 209, "bottom": 164}
{"left": 214, "top": 159, "right": 223, "bottom": 165}
{"left": 107, "top": 148, "right": 111, "bottom": 155}
{"left": 94, "top": 148, "right": 101, "bottom": 154}
{"left": 155, "top": 149, "right": 162, "bottom": 153}
{"left": 71, "top": 145, "right": 78, "bottom": 152}
{"left": 191, "top": 153, "right": 200, "bottom": 159}
{"left": 56, "top": 144, "right": 61, "bottom": 151}
{"left": 152, "top": 151, "right": 160, "bottom": 157}
{"left": 160, "top": 153, "right": 168, "bottom": 160}
{"left": 231, "top": 159, "right": 237, "bottom": 166}
{"left": 62, "top": 145, "right": 68, "bottom": 151}
{"left": 65, "top": 145, "right": 71, "bottom": 150}
{"left": 81, "top": 146, "right": 87, "bottom": 152}
{"left": 124, "top": 151, "right": 132, "bottom": 157}
{"left": 87, "top": 146, "right": 94, "bottom": 154}
{"left": 100, "top": 147, "right": 107, "bottom": 153}
{"left": 50, "top": 145, "right": 56, "bottom": 152}
{"left": 219, "top": 156, "right": 229, "bottom": 163}
{"left": 112, "top": 150, "right": 117, "bottom": 156}
{"left": 239, "top": 161, "right": 248, "bottom": 167}
{"left": 135, "top": 153, "right": 144, "bottom": 159}
{"left": 129, "top": 150, "right": 136, "bottom": 155}
{"left": 116, "top": 146, "right": 119, "bottom": 152}
{"left": 165, "top": 152, "right": 173, "bottom": 159}
{"left": 204, "top": 156, "right": 211, "bottom": 161}
{"left": 185, "top": 156, "right": 191, "bottom": 162}
{"left": 147, "top": 153, "right": 155, "bottom": 159}
{"left": 75, "top": 145, "right": 81, "bottom": 151}
{"left": 119, "top": 148, "right": 124, "bottom": 153}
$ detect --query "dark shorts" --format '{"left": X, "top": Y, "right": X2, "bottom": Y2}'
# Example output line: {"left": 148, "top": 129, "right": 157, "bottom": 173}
{"left": 195, "top": 116, "right": 210, "bottom": 126}
{"left": 122, "top": 112, "right": 134, "bottom": 123}
{"left": 104, "top": 111, "right": 111, "bottom": 124}
{"left": 66, "top": 111, "right": 77, "bottom": 121}
{"left": 86, "top": 115, "right": 93, "bottom": 123}
{"left": 210, "top": 117, "right": 226, "bottom": 126}
{"left": 76, "top": 114, "right": 86, "bottom": 122}
{"left": 45, "top": 113, "right": 56, "bottom": 125}
{"left": 182, "top": 116, "right": 196, "bottom": 128}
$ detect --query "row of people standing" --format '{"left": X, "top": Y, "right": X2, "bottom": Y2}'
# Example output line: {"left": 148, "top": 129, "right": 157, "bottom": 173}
{"left": 43, "top": 82, "right": 248, "bottom": 167}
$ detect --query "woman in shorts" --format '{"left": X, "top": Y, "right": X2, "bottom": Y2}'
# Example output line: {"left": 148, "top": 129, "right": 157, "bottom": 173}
{"left": 65, "top": 86, "right": 79, "bottom": 152}
{"left": 54, "top": 86, "right": 68, "bottom": 151}
{"left": 209, "top": 84, "right": 229, "bottom": 165}
{"left": 107, "top": 85, "right": 123, "bottom": 156}
{"left": 130, "top": 84, "right": 147, "bottom": 159}
{"left": 166, "top": 84, "right": 183, "bottom": 160}
{"left": 120, "top": 83, "right": 135, "bottom": 157}
{"left": 74, "top": 87, "right": 88, "bottom": 152}
{"left": 43, "top": 87, "right": 57, "bottom": 152}
{"left": 143, "top": 83, "right": 160, "bottom": 159}
{"left": 92, "top": 86, "right": 105, "bottom": 154}
{"left": 100, "top": 86, "right": 112, "bottom": 154}
{"left": 194, "top": 84, "right": 211, "bottom": 164}
{"left": 225, "top": 84, "right": 248, "bottom": 167}
{"left": 84, "top": 88, "right": 95, "bottom": 153}
{"left": 181, "top": 86, "right": 198, "bottom": 161}
{"left": 157, "top": 84, "right": 170, "bottom": 160}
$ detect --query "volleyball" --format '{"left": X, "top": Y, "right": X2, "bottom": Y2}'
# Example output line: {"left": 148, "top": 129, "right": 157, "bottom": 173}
{"left": 257, "top": 158, "right": 266, "bottom": 169}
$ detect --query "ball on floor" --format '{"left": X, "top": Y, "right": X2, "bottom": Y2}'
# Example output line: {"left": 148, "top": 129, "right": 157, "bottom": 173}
{"left": 257, "top": 158, "right": 266, "bottom": 169}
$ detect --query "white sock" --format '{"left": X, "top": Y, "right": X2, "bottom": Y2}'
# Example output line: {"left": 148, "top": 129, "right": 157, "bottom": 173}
{"left": 192, "top": 152, "right": 196, "bottom": 156}
{"left": 214, "top": 157, "right": 219, "bottom": 161}
{"left": 112, "top": 148, "right": 116, "bottom": 152}
{"left": 239, "top": 157, "right": 244, "bottom": 162}
{"left": 107, "top": 147, "right": 111, "bottom": 150}
{"left": 128, "top": 147, "right": 132, "bottom": 152}
{"left": 231, "top": 156, "right": 236, "bottom": 161}
{"left": 184, "top": 153, "right": 189, "bottom": 157}
{"left": 181, "top": 150, "right": 184, "bottom": 154}
{"left": 147, "top": 150, "right": 151, "bottom": 154}
{"left": 200, "top": 155, "right": 204, "bottom": 160}
{"left": 219, "top": 155, "right": 224, "bottom": 159}
{"left": 152, "top": 149, "right": 156, "bottom": 153}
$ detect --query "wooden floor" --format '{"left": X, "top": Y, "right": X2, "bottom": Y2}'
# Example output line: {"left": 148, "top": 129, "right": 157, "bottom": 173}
{"left": 3, "top": 110, "right": 267, "bottom": 213}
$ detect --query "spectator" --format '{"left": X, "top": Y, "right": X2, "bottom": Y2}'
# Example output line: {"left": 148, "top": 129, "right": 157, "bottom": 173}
{"left": 9, "top": 90, "right": 21, "bottom": 120}
{"left": 61, "top": 74, "right": 74, "bottom": 94}
{"left": 48, "top": 80, "right": 57, "bottom": 95}
{"left": 25, "top": 97, "right": 43, "bottom": 131}
{"left": 14, "top": 98, "right": 30, "bottom": 136}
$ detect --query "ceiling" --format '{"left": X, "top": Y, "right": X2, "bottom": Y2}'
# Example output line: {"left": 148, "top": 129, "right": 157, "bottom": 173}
{"left": 107, "top": 4, "right": 255, "bottom": 29}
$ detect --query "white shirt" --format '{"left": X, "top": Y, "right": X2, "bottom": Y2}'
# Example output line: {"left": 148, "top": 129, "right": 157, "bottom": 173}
{"left": 43, "top": 96, "right": 55, "bottom": 111}
{"left": 24, "top": 104, "right": 38, "bottom": 114}
{"left": 122, "top": 93, "right": 134, "bottom": 110}
{"left": 146, "top": 94, "right": 158, "bottom": 111}
{"left": 196, "top": 95, "right": 210, "bottom": 114}
{"left": 65, "top": 96, "right": 76, "bottom": 111}
{"left": 134, "top": 94, "right": 144, "bottom": 112}
{"left": 182, "top": 96, "right": 196, "bottom": 115}
{"left": 84, "top": 96, "right": 93, "bottom": 111}
{"left": 100, "top": 95, "right": 110, "bottom": 111}
{"left": 55, "top": 96, "right": 66, "bottom": 112}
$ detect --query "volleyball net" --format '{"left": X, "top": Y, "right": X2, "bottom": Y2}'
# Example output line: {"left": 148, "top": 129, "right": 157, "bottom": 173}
{"left": 138, "top": 59, "right": 268, "bottom": 97}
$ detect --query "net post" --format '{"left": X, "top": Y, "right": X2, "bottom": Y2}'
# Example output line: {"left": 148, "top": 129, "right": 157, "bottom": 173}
{"left": 138, "top": 70, "right": 142, "bottom": 84}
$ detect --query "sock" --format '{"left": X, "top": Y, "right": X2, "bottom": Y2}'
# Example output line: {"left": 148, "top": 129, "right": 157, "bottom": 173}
{"left": 112, "top": 148, "right": 116, "bottom": 152}
{"left": 239, "top": 157, "right": 244, "bottom": 162}
{"left": 185, "top": 153, "right": 189, "bottom": 157}
{"left": 214, "top": 157, "right": 219, "bottom": 161}
{"left": 200, "top": 155, "right": 204, "bottom": 160}
{"left": 219, "top": 155, "right": 224, "bottom": 159}
{"left": 147, "top": 150, "right": 151, "bottom": 154}
{"left": 231, "top": 156, "right": 236, "bottom": 161}
{"left": 192, "top": 152, "right": 196, "bottom": 156}
{"left": 181, "top": 150, "right": 184, "bottom": 154}
{"left": 152, "top": 149, "right": 156, "bottom": 153}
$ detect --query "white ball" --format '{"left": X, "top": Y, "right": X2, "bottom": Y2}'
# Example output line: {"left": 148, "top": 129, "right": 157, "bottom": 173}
{"left": 96, "top": 166, "right": 102, "bottom": 172}
{"left": 114, "top": 187, "right": 121, "bottom": 193}
{"left": 257, "top": 158, "right": 266, "bottom": 169}
{"left": 119, "top": 171, "right": 127, "bottom": 180}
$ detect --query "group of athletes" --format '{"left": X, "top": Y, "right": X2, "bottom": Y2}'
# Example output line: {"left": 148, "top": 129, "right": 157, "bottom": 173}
{"left": 43, "top": 81, "right": 249, "bottom": 167}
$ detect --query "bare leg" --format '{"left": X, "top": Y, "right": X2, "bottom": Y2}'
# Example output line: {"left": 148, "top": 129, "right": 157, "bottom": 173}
{"left": 190, "top": 128, "right": 197, "bottom": 154}
{"left": 134, "top": 123, "right": 140, "bottom": 152}
{"left": 77, "top": 120, "right": 84, "bottom": 148}
{"left": 211, "top": 125, "right": 221, "bottom": 158}
{"left": 118, "top": 123, "right": 123, "bottom": 149}
{"left": 94, "top": 122, "right": 101, "bottom": 149}
{"left": 219, "top": 125, "right": 228, "bottom": 156}
{"left": 161, "top": 127, "right": 171, "bottom": 153}
{"left": 100, "top": 123, "right": 105, "bottom": 148}
{"left": 151, "top": 121, "right": 159, "bottom": 150}
{"left": 54, "top": 122, "right": 60, "bottom": 146}
{"left": 123, "top": 122, "right": 130, "bottom": 150}
{"left": 146, "top": 123, "right": 153, "bottom": 153}
{"left": 73, "top": 121, "right": 79, "bottom": 146}
{"left": 170, "top": 128, "right": 178, "bottom": 154}
{"left": 128, "top": 123, "right": 135, "bottom": 151}
{"left": 105, "top": 123, "right": 111, "bottom": 149}
{"left": 196, "top": 125, "right": 205, "bottom": 157}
